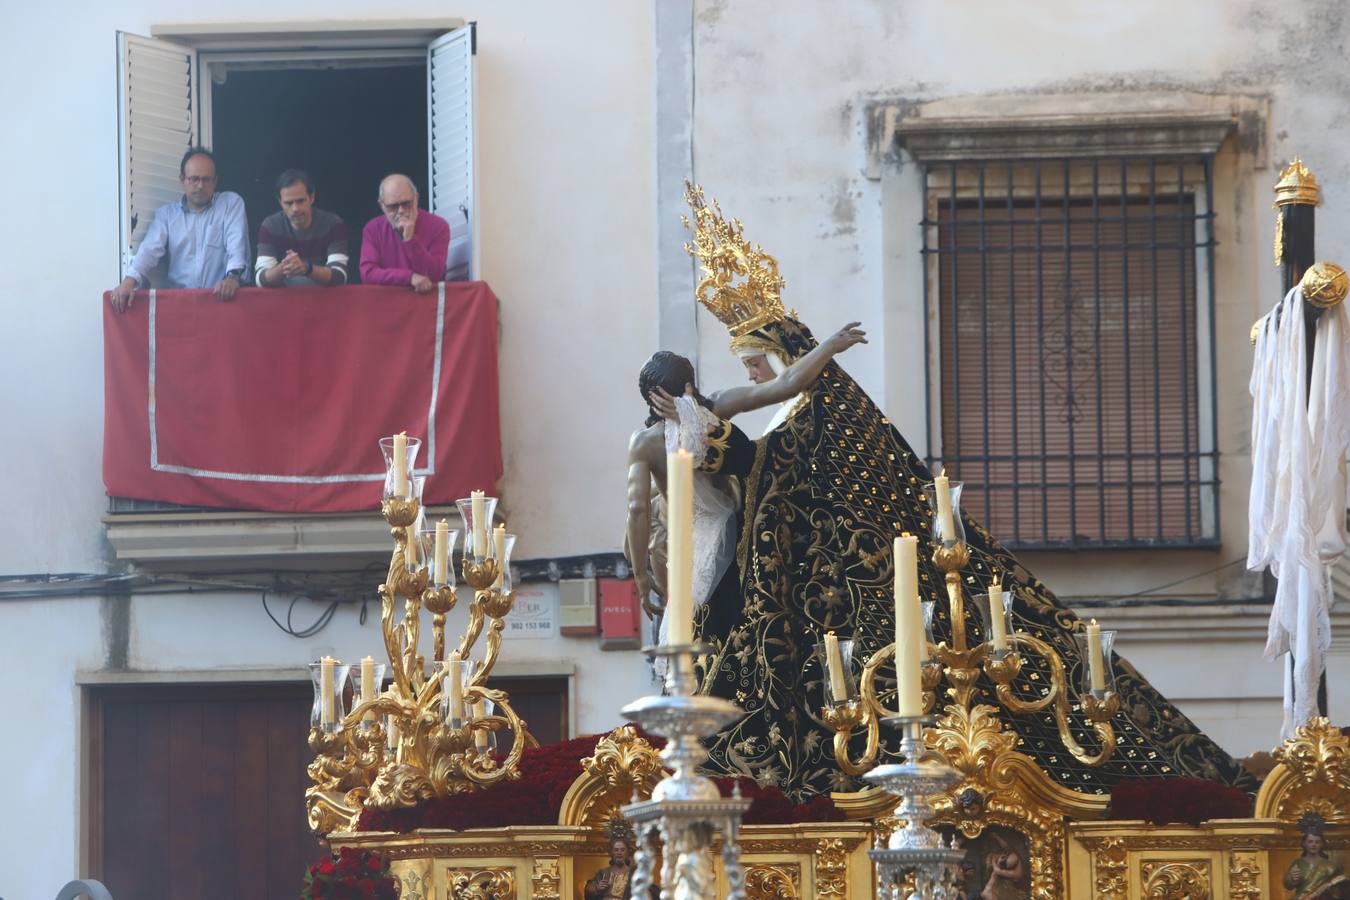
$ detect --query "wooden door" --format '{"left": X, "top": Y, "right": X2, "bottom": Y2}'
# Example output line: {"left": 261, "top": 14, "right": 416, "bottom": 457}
{"left": 90, "top": 682, "right": 321, "bottom": 900}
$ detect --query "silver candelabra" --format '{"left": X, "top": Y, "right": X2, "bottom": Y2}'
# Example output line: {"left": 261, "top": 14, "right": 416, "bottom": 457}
{"left": 621, "top": 644, "right": 752, "bottom": 900}
{"left": 865, "top": 715, "right": 966, "bottom": 900}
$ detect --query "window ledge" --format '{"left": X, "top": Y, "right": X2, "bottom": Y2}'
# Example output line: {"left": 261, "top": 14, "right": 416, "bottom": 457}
{"left": 867, "top": 91, "right": 1267, "bottom": 174}
{"left": 152, "top": 18, "right": 465, "bottom": 51}
{"left": 104, "top": 507, "right": 462, "bottom": 571}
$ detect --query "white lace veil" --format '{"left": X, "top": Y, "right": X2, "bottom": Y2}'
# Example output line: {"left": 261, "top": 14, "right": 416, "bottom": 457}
{"left": 658, "top": 394, "right": 740, "bottom": 650}
{"left": 735, "top": 348, "right": 803, "bottom": 436}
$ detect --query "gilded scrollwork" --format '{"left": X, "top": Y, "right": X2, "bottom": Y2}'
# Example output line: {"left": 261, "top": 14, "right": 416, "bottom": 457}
{"left": 745, "top": 862, "right": 800, "bottom": 899}
{"left": 530, "top": 857, "right": 561, "bottom": 900}
{"left": 1255, "top": 717, "right": 1350, "bottom": 824}
{"left": 1087, "top": 836, "right": 1128, "bottom": 900}
{"left": 1228, "top": 850, "right": 1262, "bottom": 900}
{"left": 449, "top": 867, "right": 516, "bottom": 900}
{"left": 557, "top": 726, "right": 665, "bottom": 827}
{"left": 1141, "top": 859, "right": 1210, "bottom": 899}
{"left": 814, "top": 837, "right": 850, "bottom": 898}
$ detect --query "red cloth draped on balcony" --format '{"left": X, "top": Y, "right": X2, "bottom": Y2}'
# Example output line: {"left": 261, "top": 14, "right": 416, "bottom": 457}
{"left": 102, "top": 283, "right": 502, "bottom": 513}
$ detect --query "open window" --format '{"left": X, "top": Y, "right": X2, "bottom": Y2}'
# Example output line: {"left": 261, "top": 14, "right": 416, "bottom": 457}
{"left": 116, "top": 21, "right": 478, "bottom": 283}
{"left": 116, "top": 33, "right": 201, "bottom": 276}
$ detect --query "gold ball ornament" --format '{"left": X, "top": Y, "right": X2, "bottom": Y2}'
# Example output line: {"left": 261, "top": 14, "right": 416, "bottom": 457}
{"left": 1300, "top": 261, "right": 1348, "bottom": 310}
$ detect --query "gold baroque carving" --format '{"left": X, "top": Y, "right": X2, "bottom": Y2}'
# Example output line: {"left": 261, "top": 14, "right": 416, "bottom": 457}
{"left": 557, "top": 726, "right": 665, "bottom": 827}
{"left": 1255, "top": 716, "right": 1350, "bottom": 823}
{"left": 814, "top": 838, "right": 850, "bottom": 898}
{"left": 1140, "top": 859, "right": 1210, "bottom": 899}
{"left": 530, "top": 857, "right": 561, "bottom": 900}
{"left": 1089, "top": 836, "right": 1128, "bottom": 900}
{"left": 745, "top": 862, "right": 800, "bottom": 899}
{"left": 925, "top": 704, "right": 1073, "bottom": 900}
{"left": 449, "top": 867, "right": 516, "bottom": 900}
{"left": 1228, "top": 850, "right": 1262, "bottom": 900}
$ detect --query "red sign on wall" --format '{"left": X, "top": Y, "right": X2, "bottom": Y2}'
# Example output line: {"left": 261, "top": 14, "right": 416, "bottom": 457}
{"left": 599, "top": 578, "right": 641, "bottom": 650}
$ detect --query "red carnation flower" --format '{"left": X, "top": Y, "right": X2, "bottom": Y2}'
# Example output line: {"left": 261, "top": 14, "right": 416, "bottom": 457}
{"left": 318, "top": 859, "right": 336, "bottom": 876}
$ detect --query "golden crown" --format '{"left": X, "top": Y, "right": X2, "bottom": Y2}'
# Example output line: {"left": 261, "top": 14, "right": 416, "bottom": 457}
{"left": 1274, "top": 157, "right": 1321, "bottom": 207}
{"left": 682, "top": 180, "right": 787, "bottom": 337}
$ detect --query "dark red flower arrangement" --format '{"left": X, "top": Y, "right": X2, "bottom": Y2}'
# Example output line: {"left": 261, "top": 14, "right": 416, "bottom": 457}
{"left": 1107, "top": 777, "right": 1254, "bottom": 826}
{"left": 355, "top": 729, "right": 841, "bottom": 833}
{"left": 302, "top": 846, "right": 398, "bottom": 900}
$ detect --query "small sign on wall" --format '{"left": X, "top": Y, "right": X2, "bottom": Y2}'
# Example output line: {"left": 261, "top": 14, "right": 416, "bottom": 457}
{"left": 506, "top": 584, "right": 558, "bottom": 640}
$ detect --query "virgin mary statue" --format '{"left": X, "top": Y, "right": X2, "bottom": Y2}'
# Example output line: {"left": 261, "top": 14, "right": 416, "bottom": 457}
{"left": 681, "top": 183, "right": 1256, "bottom": 801}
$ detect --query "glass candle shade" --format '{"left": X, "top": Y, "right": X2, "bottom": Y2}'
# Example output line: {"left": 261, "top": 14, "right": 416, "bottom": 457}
{"left": 924, "top": 479, "right": 967, "bottom": 547}
{"left": 814, "top": 638, "right": 857, "bottom": 707}
{"left": 310, "top": 659, "right": 351, "bottom": 733}
{"left": 1074, "top": 627, "right": 1117, "bottom": 699}
{"left": 404, "top": 525, "right": 434, "bottom": 575}
{"left": 455, "top": 495, "right": 500, "bottom": 562}
{"left": 495, "top": 533, "right": 517, "bottom": 591}
{"left": 355, "top": 659, "right": 387, "bottom": 726}
{"left": 920, "top": 598, "right": 937, "bottom": 656}
{"left": 425, "top": 526, "right": 460, "bottom": 588}
{"left": 439, "top": 657, "right": 478, "bottom": 725}
{"left": 379, "top": 435, "right": 422, "bottom": 501}
{"left": 470, "top": 697, "right": 497, "bottom": 753}
{"left": 974, "top": 591, "right": 1014, "bottom": 657}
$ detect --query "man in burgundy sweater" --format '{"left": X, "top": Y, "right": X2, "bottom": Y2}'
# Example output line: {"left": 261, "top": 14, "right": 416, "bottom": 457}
{"left": 360, "top": 174, "right": 450, "bottom": 292}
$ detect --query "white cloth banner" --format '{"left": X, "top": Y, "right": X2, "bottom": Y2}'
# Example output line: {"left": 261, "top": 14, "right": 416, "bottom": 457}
{"left": 1249, "top": 285, "right": 1350, "bottom": 736}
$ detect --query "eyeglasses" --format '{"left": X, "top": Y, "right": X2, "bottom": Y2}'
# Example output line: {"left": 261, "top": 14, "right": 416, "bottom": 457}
{"left": 183, "top": 175, "right": 216, "bottom": 185}
{"left": 381, "top": 199, "right": 416, "bottom": 213}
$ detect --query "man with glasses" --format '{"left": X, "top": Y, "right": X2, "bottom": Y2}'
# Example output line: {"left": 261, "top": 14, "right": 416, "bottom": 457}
{"left": 107, "top": 147, "right": 249, "bottom": 311}
{"left": 359, "top": 173, "right": 450, "bottom": 293}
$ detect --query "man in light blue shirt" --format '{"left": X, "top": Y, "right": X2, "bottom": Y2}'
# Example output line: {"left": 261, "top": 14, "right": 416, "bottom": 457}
{"left": 108, "top": 147, "right": 249, "bottom": 311}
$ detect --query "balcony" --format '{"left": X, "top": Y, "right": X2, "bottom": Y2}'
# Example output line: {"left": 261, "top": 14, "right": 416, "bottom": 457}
{"left": 103, "top": 283, "right": 501, "bottom": 573}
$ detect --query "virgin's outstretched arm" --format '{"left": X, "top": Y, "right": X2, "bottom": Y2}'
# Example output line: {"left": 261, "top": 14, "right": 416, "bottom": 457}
{"left": 711, "top": 321, "right": 867, "bottom": 418}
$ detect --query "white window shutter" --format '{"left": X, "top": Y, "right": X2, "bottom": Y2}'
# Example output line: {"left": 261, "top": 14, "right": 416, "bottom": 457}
{"left": 117, "top": 32, "right": 199, "bottom": 277}
{"left": 427, "top": 25, "right": 476, "bottom": 281}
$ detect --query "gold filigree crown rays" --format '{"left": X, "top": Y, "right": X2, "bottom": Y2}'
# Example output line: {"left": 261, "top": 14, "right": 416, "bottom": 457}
{"left": 682, "top": 180, "right": 787, "bottom": 337}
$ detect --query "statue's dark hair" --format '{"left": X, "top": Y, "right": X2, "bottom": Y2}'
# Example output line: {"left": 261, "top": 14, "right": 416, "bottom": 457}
{"left": 638, "top": 351, "right": 714, "bottom": 427}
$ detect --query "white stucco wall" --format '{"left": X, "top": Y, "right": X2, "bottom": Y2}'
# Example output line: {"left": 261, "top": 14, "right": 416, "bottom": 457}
{"left": 0, "top": 2, "right": 657, "bottom": 897}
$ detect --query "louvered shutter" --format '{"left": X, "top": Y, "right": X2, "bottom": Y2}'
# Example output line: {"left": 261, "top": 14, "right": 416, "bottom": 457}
{"left": 117, "top": 33, "right": 199, "bottom": 276}
{"left": 427, "top": 26, "right": 476, "bottom": 281}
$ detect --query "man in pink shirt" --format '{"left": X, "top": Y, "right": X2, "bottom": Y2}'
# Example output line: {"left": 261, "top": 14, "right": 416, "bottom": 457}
{"left": 360, "top": 174, "right": 450, "bottom": 292}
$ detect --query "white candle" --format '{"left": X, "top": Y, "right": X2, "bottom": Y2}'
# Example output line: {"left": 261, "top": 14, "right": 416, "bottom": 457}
{"left": 1086, "top": 619, "right": 1106, "bottom": 692}
{"left": 934, "top": 473, "right": 955, "bottom": 542}
{"left": 320, "top": 656, "right": 335, "bottom": 725}
{"left": 447, "top": 651, "right": 464, "bottom": 722}
{"left": 405, "top": 525, "right": 420, "bottom": 566}
{"left": 434, "top": 519, "right": 449, "bottom": 584}
{"left": 392, "top": 432, "right": 409, "bottom": 496}
{"left": 472, "top": 699, "right": 490, "bottom": 751}
{"left": 360, "top": 656, "right": 375, "bottom": 722}
{"left": 385, "top": 712, "right": 399, "bottom": 751}
{"left": 665, "top": 449, "right": 694, "bottom": 645}
{"left": 988, "top": 582, "right": 1008, "bottom": 650}
{"left": 894, "top": 537, "right": 923, "bottom": 717}
{"left": 824, "top": 632, "right": 849, "bottom": 703}
{"left": 492, "top": 524, "right": 507, "bottom": 589}
{"left": 470, "top": 490, "right": 486, "bottom": 557}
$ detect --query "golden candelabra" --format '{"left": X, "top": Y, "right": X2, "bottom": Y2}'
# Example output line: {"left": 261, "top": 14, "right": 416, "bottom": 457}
{"left": 305, "top": 436, "right": 534, "bottom": 835}
{"left": 822, "top": 480, "right": 1120, "bottom": 778}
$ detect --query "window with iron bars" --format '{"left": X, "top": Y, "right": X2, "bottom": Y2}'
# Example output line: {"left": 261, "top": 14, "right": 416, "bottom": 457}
{"left": 922, "top": 157, "right": 1219, "bottom": 549}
